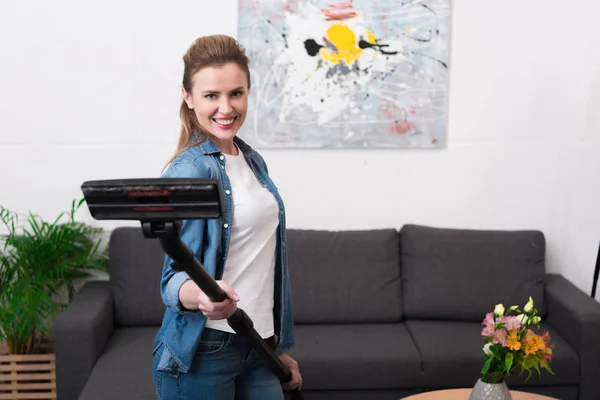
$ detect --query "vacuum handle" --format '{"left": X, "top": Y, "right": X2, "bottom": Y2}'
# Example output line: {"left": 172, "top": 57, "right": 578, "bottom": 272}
{"left": 176, "top": 249, "right": 228, "bottom": 303}
{"left": 228, "top": 308, "right": 292, "bottom": 382}
{"left": 153, "top": 221, "right": 228, "bottom": 302}
{"left": 176, "top": 254, "right": 294, "bottom": 383}
{"left": 155, "top": 222, "right": 296, "bottom": 385}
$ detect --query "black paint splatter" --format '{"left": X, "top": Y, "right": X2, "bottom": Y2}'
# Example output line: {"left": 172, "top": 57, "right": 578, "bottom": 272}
{"left": 358, "top": 39, "right": 399, "bottom": 56}
{"left": 304, "top": 39, "right": 323, "bottom": 57}
{"left": 265, "top": 19, "right": 288, "bottom": 48}
{"left": 403, "top": 35, "right": 430, "bottom": 43}
{"left": 411, "top": 51, "right": 448, "bottom": 69}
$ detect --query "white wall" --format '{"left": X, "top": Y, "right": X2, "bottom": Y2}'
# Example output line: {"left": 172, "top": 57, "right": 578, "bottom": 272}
{"left": 0, "top": 0, "right": 599, "bottom": 296}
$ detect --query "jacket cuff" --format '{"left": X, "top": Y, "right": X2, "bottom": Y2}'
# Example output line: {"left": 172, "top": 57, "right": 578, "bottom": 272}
{"left": 165, "top": 271, "right": 200, "bottom": 314}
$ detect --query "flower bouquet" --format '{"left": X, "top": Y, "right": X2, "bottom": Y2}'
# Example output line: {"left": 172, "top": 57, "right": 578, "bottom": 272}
{"left": 470, "top": 297, "right": 555, "bottom": 400}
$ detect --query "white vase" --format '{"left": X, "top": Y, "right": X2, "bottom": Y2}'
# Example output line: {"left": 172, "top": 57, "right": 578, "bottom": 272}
{"left": 469, "top": 378, "right": 512, "bottom": 400}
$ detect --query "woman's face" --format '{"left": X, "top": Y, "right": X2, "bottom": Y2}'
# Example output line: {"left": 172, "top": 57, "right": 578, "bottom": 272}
{"left": 183, "top": 62, "right": 248, "bottom": 152}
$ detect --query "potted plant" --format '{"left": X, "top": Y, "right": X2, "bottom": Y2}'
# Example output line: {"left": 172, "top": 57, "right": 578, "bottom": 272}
{"left": 0, "top": 199, "right": 108, "bottom": 397}
{"left": 470, "top": 297, "right": 555, "bottom": 400}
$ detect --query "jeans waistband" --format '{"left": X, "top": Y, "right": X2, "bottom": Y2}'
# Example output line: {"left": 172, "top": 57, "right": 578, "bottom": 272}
{"left": 202, "top": 328, "right": 276, "bottom": 350}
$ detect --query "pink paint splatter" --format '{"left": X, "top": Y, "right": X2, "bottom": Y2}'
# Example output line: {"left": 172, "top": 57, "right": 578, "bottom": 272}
{"left": 382, "top": 103, "right": 416, "bottom": 135}
{"left": 393, "top": 120, "right": 416, "bottom": 135}
{"left": 321, "top": 1, "right": 357, "bottom": 21}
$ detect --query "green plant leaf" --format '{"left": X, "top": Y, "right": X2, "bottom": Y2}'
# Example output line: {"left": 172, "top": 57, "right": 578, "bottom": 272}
{"left": 540, "top": 359, "right": 555, "bottom": 375}
{"left": 482, "top": 357, "right": 493, "bottom": 375}
{"left": 0, "top": 202, "right": 109, "bottom": 354}
{"left": 487, "top": 371, "right": 504, "bottom": 384}
{"left": 533, "top": 362, "right": 541, "bottom": 378}
{"left": 505, "top": 352, "right": 513, "bottom": 373}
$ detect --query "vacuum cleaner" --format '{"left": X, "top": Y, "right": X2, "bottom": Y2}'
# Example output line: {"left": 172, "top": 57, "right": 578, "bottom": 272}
{"left": 81, "top": 177, "right": 303, "bottom": 400}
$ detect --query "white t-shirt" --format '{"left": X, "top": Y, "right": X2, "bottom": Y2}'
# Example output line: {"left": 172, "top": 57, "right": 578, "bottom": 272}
{"left": 204, "top": 148, "right": 279, "bottom": 338}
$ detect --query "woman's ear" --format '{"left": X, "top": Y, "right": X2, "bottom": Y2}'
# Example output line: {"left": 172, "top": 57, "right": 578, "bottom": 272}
{"left": 182, "top": 87, "right": 193, "bottom": 109}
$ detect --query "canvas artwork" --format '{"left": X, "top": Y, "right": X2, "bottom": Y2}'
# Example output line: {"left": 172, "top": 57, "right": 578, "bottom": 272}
{"left": 237, "top": 0, "right": 450, "bottom": 149}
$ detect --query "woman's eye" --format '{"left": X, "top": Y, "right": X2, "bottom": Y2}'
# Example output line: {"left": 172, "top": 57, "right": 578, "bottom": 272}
{"left": 232, "top": 91, "right": 242, "bottom": 97}
{"left": 205, "top": 94, "right": 216, "bottom": 99}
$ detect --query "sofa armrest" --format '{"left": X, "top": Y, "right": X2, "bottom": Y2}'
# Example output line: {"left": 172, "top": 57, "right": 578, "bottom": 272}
{"left": 545, "top": 273, "right": 600, "bottom": 400}
{"left": 54, "top": 281, "right": 114, "bottom": 400}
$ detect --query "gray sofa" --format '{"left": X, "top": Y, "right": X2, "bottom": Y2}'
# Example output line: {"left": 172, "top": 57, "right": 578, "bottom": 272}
{"left": 54, "top": 224, "right": 600, "bottom": 400}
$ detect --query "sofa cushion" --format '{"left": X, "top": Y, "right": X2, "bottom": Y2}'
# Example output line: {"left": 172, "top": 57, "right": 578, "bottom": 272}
{"left": 400, "top": 224, "right": 546, "bottom": 321}
{"left": 405, "top": 320, "right": 579, "bottom": 388}
{"left": 287, "top": 229, "right": 402, "bottom": 324}
{"left": 109, "top": 227, "right": 166, "bottom": 327}
{"left": 79, "top": 327, "right": 158, "bottom": 400}
{"left": 286, "top": 324, "right": 426, "bottom": 390}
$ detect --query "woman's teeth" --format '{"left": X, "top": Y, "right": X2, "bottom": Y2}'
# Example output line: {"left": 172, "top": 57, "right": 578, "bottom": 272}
{"left": 214, "top": 118, "right": 235, "bottom": 126}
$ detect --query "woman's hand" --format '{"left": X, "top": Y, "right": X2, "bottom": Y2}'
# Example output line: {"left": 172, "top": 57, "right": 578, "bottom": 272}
{"left": 179, "top": 279, "right": 239, "bottom": 319}
{"left": 278, "top": 353, "right": 302, "bottom": 390}
{"left": 197, "top": 280, "right": 239, "bottom": 320}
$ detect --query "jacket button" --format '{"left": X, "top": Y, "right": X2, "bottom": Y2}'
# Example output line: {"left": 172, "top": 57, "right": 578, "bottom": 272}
{"left": 220, "top": 155, "right": 224, "bottom": 160}
{"left": 224, "top": 223, "right": 229, "bottom": 228}
{"left": 226, "top": 190, "right": 231, "bottom": 195}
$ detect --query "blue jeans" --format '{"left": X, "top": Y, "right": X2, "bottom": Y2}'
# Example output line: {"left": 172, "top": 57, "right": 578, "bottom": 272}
{"left": 152, "top": 328, "right": 285, "bottom": 400}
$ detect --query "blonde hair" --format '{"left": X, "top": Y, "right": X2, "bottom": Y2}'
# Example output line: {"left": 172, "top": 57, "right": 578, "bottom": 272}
{"left": 165, "top": 35, "right": 251, "bottom": 169}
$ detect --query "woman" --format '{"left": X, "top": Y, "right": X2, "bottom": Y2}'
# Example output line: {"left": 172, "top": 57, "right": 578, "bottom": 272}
{"left": 152, "top": 34, "right": 302, "bottom": 400}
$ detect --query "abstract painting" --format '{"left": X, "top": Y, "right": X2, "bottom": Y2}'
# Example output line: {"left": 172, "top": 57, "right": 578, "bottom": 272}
{"left": 237, "top": 0, "right": 450, "bottom": 148}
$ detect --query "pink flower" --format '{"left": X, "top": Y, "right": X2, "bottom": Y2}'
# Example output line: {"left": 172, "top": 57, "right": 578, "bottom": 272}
{"left": 541, "top": 331, "right": 551, "bottom": 345}
{"left": 482, "top": 326, "right": 494, "bottom": 336}
{"left": 503, "top": 316, "right": 521, "bottom": 331}
{"left": 492, "top": 329, "right": 507, "bottom": 346}
{"left": 482, "top": 312, "right": 495, "bottom": 327}
{"left": 481, "top": 312, "right": 496, "bottom": 337}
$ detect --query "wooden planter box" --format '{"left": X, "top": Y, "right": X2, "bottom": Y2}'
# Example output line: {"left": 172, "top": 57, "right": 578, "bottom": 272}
{"left": 0, "top": 343, "right": 56, "bottom": 400}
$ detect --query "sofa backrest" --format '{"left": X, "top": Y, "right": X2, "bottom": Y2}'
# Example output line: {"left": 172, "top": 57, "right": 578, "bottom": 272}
{"left": 400, "top": 224, "right": 547, "bottom": 322}
{"left": 287, "top": 228, "right": 403, "bottom": 324}
{"left": 108, "top": 227, "right": 166, "bottom": 327}
{"left": 106, "top": 224, "right": 547, "bottom": 327}
{"left": 108, "top": 227, "right": 404, "bottom": 327}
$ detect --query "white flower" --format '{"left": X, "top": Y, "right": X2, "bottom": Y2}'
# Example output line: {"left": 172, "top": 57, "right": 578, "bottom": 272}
{"left": 524, "top": 296, "right": 534, "bottom": 313}
{"left": 483, "top": 343, "right": 493, "bottom": 356}
{"left": 494, "top": 304, "right": 505, "bottom": 317}
{"left": 532, "top": 316, "right": 541, "bottom": 324}
{"left": 517, "top": 314, "right": 528, "bottom": 324}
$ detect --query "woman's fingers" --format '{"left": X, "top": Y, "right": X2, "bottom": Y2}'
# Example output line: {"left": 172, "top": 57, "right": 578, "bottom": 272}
{"left": 197, "top": 280, "right": 239, "bottom": 320}
{"left": 217, "top": 280, "right": 240, "bottom": 302}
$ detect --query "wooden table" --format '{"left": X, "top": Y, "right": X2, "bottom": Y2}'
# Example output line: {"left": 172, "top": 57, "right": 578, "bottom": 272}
{"left": 402, "top": 389, "right": 557, "bottom": 399}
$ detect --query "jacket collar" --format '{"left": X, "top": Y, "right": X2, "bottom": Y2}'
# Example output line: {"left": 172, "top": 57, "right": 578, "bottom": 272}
{"left": 196, "top": 132, "right": 253, "bottom": 157}
{"left": 197, "top": 138, "right": 220, "bottom": 155}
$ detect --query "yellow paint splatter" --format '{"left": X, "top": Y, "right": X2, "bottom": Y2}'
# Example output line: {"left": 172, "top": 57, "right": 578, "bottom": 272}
{"left": 320, "top": 23, "right": 365, "bottom": 65}
{"left": 365, "top": 29, "right": 377, "bottom": 44}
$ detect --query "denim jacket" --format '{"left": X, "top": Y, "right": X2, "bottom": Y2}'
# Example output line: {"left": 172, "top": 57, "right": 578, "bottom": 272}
{"left": 152, "top": 136, "right": 295, "bottom": 374}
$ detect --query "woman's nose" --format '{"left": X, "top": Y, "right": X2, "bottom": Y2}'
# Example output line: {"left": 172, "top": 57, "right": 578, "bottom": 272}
{"left": 219, "top": 98, "right": 233, "bottom": 114}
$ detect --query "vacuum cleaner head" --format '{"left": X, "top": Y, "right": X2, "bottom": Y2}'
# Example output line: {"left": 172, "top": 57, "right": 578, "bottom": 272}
{"left": 81, "top": 178, "right": 224, "bottom": 221}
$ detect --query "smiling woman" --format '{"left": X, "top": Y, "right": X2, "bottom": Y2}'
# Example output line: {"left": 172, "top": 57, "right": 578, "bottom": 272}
{"left": 182, "top": 63, "right": 249, "bottom": 155}
{"left": 153, "top": 34, "right": 302, "bottom": 400}
{"left": 165, "top": 35, "right": 252, "bottom": 163}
